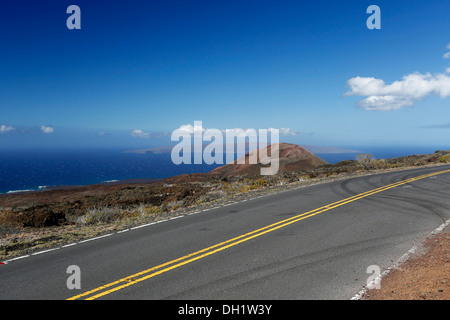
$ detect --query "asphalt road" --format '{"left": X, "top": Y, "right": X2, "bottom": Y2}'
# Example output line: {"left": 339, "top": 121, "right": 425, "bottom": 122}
{"left": 1, "top": 165, "right": 450, "bottom": 300}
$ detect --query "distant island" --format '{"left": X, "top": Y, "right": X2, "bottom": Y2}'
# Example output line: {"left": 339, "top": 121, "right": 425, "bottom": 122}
{"left": 123, "top": 144, "right": 360, "bottom": 155}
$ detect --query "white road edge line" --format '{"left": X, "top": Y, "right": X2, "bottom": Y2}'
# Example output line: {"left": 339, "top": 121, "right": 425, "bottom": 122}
{"left": 5, "top": 255, "right": 30, "bottom": 262}
{"left": 61, "top": 243, "right": 77, "bottom": 248}
{"left": 78, "top": 233, "right": 113, "bottom": 244}
{"left": 31, "top": 247, "right": 60, "bottom": 255}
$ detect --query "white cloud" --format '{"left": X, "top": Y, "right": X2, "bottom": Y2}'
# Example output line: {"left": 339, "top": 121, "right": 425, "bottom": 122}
{"left": 268, "top": 127, "right": 299, "bottom": 136}
{"left": 174, "top": 123, "right": 298, "bottom": 136}
{"left": 0, "top": 124, "right": 15, "bottom": 133}
{"left": 225, "top": 128, "right": 258, "bottom": 137}
{"left": 278, "top": 127, "right": 298, "bottom": 136}
{"left": 356, "top": 95, "right": 416, "bottom": 111}
{"left": 130, "top": 129, "right": 151, "bottom": 139}
{"left": 97, "top": 131, "right": 113, "bottom": 137}
{"left": 40, "top": 125, "right": 54, "bottom": 133}
{"left": 446, "top": 68, "right": 450, "bottom": 74}
{"left": 345, "top": 72, "right": 450, "bottom": 111}
{"left": 444, "top": 43, "right": 450, "bottom": 58}
{"left": 174, "top": 123, "right": 205, "bottom": 134}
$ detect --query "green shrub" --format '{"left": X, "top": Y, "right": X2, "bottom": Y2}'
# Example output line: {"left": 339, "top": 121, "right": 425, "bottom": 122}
{"left": 83, "top": 207, "right": 121, "bottom": 225}
{"left": 356, "top": 153, "right": 375, "bottom": 169}
{"left": 438, "top": 154, "right": 450, "bottom": 163}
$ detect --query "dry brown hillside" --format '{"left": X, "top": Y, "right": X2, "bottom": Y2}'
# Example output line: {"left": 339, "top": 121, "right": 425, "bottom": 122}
{"left": 209, "top": 143, "right": 328, "bottom": 178}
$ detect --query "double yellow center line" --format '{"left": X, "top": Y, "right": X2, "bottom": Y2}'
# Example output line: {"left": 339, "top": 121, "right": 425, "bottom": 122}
{"left": 67, "top": 168, "right": 450, "bottom": 300}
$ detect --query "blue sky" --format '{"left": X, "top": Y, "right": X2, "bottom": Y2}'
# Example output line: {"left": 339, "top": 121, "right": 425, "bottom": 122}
{"left": 1, "top": 0, "right": 450, "bottom": 150}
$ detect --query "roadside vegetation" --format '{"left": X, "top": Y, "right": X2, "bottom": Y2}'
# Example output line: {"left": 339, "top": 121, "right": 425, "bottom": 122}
{"left": 1, "top": 149, "right": 450, "bottom": 260}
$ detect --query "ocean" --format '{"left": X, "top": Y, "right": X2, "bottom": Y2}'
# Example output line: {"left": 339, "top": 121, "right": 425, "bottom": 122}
{"left": 0, "top": 146, "right": 447, "bottom": 194}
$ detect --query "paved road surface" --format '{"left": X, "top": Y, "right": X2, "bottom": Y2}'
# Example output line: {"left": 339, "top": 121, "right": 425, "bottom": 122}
{"left": 1, "top": 165, "right": 450, "bottom": 300}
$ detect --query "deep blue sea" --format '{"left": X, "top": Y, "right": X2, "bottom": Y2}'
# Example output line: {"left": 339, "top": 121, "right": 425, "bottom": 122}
{"left": 0, "top": 146, "right": 447, "bottom": 194}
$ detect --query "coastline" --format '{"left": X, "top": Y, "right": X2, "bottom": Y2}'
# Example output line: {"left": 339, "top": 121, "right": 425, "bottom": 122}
{"left": 0, "top": 178, "right": 163, "bottom": 196}
{"left": 1, "top": 145, "right": 445, "bottom": 195}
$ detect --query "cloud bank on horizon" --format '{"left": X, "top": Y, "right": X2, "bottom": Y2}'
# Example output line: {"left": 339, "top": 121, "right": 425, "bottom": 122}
{"left": 345, "top": 44, "right": 450, "bottom": 111}
{"left": 0, "top": 124, "right": 15, "bottom": 133}
{"left": 0, "top": 125, "right": 55, "bottom": 134}
{"left": 171, "top": 124, "right": 299, "bottom": 137}
{"left": 129, "top": 124, "right": 300, "bottom": 140}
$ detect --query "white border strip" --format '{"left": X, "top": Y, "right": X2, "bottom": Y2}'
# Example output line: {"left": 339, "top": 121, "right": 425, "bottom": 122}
{"left": 78, "top": 233, "right": 113, "bottom": 244}
{"left": 31, "top": 247, "right": 60, "bottom": 255}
